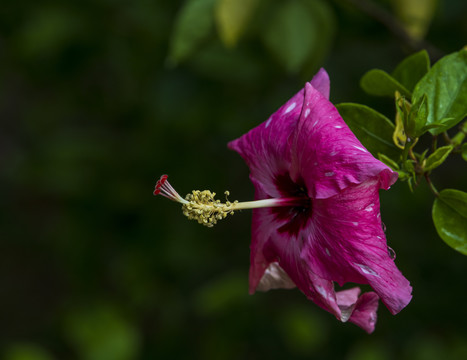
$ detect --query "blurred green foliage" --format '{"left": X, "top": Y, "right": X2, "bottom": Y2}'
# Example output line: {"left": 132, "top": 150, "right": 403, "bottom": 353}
{"left": 1, "top": 0, "right": 467, "bottom": 359}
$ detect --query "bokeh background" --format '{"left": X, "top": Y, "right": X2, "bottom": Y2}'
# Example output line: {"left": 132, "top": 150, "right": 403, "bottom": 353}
{"left": 1, "top": 0, "right": 467, "bottom": 359}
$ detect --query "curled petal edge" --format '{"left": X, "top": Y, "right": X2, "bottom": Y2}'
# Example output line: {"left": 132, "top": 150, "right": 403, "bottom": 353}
{"left": 256, "top": 263, "right": 380, "bottom": 333}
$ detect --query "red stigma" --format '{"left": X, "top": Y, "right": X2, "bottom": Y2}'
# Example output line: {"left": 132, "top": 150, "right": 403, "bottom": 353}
{"left": 153, "top": 174, "right": 185, "bottom": 203}
{"left": 154, "top": 174, "right": 168, "bottom": 196}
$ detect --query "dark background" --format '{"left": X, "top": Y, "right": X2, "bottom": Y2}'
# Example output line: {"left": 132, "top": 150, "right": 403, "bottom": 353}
{"left": 1, "top": 0, "right": 467, "bottom": 359}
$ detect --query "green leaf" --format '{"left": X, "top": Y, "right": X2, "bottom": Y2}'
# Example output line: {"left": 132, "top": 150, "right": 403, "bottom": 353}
{"left": 412, "top": 49, "right": 467, "bottom": 135}
{"left": 406, "top": 93, "right": 429, "bottom": 137}
{"left": 420, "top": 122, "right": 445, "bottom": 132}
{"left": 396, "top": 170, "right": 410, "bottom": 181}
{"left": 407, "top": 176, "right": 415, "bottom": 192}
{"left": 262, "top": 1, "right": 317, "bottom": 73}
{"left": 360, "top": 69, "right": 411, "bottom": 98}
{"left": 215, "top": 0, "right": 260, "bottom": 47}
{"left": 402, "top": 159, "right": 417, "bottom": 191}
{"left": 419, "top": 148, "right": 429, "bottom": 163}
{"left": 336, "top": 103, "right": 401, "bottom": 160}
{"left": 167, "top": 0, "right": 217, "bottom": 65}
{"left": 424, "top": 145, "right": 453, "bottom": 172}
{"left": 378, "top": 153, "right": 399, "bottom": 170}
{"left": 403, "top": 159, "right": 415, "bottom": 173}
{"left": 462, "top": 143, "right": 467, "bottom": 162}
{"left": 392, "top": 50, "right": 430, "bottom": 93}
{"left": 432, "top": 189, "right": 467, "bottom": 255}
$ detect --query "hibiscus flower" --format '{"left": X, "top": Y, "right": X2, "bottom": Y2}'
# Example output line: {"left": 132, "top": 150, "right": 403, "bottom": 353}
{"left": 227, "top": 68, "right": 412, "bottom": 333}
{"left": 154, "top": 68, "right": 412, "bottom": 333}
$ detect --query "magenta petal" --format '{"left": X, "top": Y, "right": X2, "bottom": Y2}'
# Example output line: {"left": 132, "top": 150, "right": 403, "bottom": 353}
{"left": 247, "top": 177, "right": 281, "bottom": 293}
{"left": 249, "top": 203, "right": 343, "bottom": 321}
{"left": 308, "top": 179, "right": 412, "bottom": 314}
{"left": 310, "top": 68, "right": 330, "bottom": 100}
{"left": 228, "top": 88, "right": 304, "bottom": 197}
{"left": 335, "top": 287, "right": 361, "bottom": 322}
{"left": 348, "top": 291, "right": 379, "bottom": 334}
{"left": 335, "top": 287, "right": 379, "bottom": 333}
{"left": 229, "top": 68, "right": 411, "bottom": 332}
{"left": 335, "top": 287, "right": 378, "bottom": 333}
{"left": 290, "top": 83, "right": 397, "bottom": 199}
{"left": 227, "top": 69, "right": 334, "bottom": 198}
{"left": 248, "top": 178, "right": 411, "bottom": 324}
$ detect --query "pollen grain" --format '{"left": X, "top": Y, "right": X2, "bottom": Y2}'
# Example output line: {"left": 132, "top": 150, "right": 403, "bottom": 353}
{"left": 183, "top": 190, "right": 238, "bottom": 227}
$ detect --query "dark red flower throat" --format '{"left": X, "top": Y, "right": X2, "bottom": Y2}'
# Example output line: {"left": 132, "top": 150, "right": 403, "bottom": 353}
{"left": 273, "top": 173, "right": 312, "bottom": 235}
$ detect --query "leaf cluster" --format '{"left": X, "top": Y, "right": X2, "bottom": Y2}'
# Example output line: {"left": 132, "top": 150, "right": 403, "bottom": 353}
{"left": 338, "top": 49, "right": 467, "bottom": 255}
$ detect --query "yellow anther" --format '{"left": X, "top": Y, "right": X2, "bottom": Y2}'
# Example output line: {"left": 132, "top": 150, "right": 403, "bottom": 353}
{"left": 156, "top": 175, "right": 304, "bottom": 228}
{"left": 182, "top": 189, "right": 236, "bottom": 227}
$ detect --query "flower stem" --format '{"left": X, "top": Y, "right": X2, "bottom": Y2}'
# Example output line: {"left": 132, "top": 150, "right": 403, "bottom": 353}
{"left": 424, "top": 174, "right": 439, "bottom": 198}
{"left": 409, "top": 147, "right": 417, "bottom": 162}
{"left": 402, "top": 139, "right": 411, "bottom": 162}
{"left": 431, "top": 135, "right": 438, "bottom": 153}
{"left": 451, "top": 120, "right": 467, "bottom": 147}
{"left": 442, "top": 131, "right": 451, "bottom": 144}
{"left": 402, "top": 137, "right": 417, "bottom": 162}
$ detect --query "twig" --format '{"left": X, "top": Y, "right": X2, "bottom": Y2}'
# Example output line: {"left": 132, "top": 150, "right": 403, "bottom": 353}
{"left": 425, "top": 173, "right": 439, "bottom": 197}
{"left": 431, "top": 135, "right": 438, "bottom": 153}
{"left": 451, "top": 120, "right": 467, "bottom": 147}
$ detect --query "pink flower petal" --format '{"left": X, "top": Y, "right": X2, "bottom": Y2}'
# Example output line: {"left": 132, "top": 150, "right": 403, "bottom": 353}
{"left": 336, "top": 287, "right": 361, "bottom": 322}
{"left": 307, "top": 179, "right": 412, "bottom": 314}
{"left": 228, "top": 95, "right": 299, "bottom": 197}
{"left": 348, "top": 291, "right": 379, "bottom": 334}
{"left": 228, "top": 70, "right": 333, "bottom": 197}
{"left": 310, "top": 68, "right": 330, "bottom": 100}
{"left": 290, "top": 83, "right": 397, "bottom": 199}
{"left": 229, "top": 68, "right": 411, "bottom": 332}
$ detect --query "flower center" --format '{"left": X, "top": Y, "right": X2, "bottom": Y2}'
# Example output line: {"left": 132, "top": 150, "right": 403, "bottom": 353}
{"left": 272, "top": 173, "right": 312, "bottom": 235}
{"left": 154, "top": 174, "right": 307, "bottom": 227}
